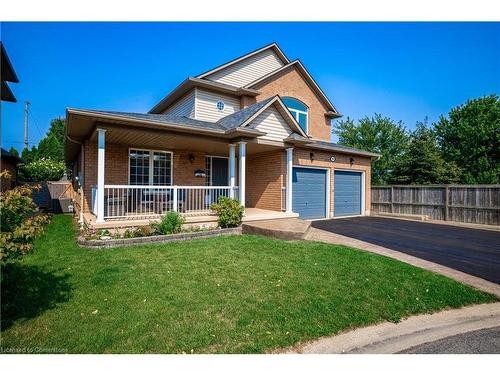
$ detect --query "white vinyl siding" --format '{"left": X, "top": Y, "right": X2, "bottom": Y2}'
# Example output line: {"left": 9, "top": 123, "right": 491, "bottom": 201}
{"left": 162, "top": 89, "right": 195, "bottom": 117}
{"left": 195, "top": 88, "right": 240, "bottom": 122}
{"left": 204, "top": 49, "right": 284, "bottom": 87}
{"left": 250, "top": 106, "right": 293, "bottom": 142}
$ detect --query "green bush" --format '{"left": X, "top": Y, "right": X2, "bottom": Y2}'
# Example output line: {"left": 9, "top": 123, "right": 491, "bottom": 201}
{"left": 152, "top": 212, "right": 185, "bottom": 235}
{"left": 0, "top": 183, "right": 50, "bottom": 261}
{"left": 19, "top": 159, "right": 66, "bottom": 182}
{"left": 210, "top": 197, "right": 244, "bottom": 228}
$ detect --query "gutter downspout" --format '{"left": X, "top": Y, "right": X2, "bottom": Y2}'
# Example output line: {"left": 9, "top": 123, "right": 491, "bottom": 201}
{"left": 66, "top": 134, "right": 85, "bottom": 227}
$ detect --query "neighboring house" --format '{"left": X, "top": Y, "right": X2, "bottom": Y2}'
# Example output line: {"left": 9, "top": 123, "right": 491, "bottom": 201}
{"left": 1, "top": 42, "right": 20, "bottom": 192}
{"left": 1, "top": 148, "right": 21, "bottom": 191}
{"left": 65, "top": 43, "right": 379, "bottom": 227}
{"left": 1, "top": 42, "right": 19, "bottom": 103}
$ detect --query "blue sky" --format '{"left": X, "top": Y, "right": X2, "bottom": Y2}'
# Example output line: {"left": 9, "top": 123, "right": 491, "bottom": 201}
{"left": 1, "top": 22, "right": 499, "bottom": 152}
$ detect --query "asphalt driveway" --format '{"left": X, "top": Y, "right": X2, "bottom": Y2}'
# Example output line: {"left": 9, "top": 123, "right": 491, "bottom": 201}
{"left": 399, "top": 327, "right": 500, "bottom": 354}
{"left": 312, "top": 217, "right": 500, "bottom": 284}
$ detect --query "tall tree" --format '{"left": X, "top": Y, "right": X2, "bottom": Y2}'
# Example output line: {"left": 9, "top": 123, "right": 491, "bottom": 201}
{"left": 8, "top": 147, "right": 19, "bottom": 158}
{"left": 333, "top": 114, "right": 409, "bottom": 185}
{"left": 36, "top": 118, "right": 66, "bottom": 162}
{"left": 20, "top": 118, "right": 66, "bottom": 163}
{"left": 434, "top": 95, "right": 500, "bottom": 184}
{"left": 390, "top": 122, "right": 461, "bottom": 184}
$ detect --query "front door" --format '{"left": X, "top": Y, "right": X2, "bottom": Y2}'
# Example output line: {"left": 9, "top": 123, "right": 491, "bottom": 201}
{"left": 210, "top": 157, "right": 229, "bottom": 186}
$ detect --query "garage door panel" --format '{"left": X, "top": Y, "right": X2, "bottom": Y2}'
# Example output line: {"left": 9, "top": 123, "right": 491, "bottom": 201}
{"left": 334, "top": 171, "right": 362, "bottom": 217}
{"left": 292, "top": 167, "right": 327, "bottom": 220}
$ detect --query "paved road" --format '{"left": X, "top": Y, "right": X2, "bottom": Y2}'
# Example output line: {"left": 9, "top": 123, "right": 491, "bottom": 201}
{"left": 311, "top": 217, "right": 500, "bottom": 284}
{"left": 399, "top": 327, "right": 500, "bottom": 354}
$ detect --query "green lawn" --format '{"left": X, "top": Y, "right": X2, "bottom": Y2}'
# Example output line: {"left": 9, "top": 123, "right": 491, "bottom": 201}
{"left": 0, "top": 215, "right": 496, "bottom": 353}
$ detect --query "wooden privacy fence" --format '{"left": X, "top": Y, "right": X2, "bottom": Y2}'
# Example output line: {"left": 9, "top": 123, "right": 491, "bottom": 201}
{"left": 371, "top": 185, "right": 500, "bottom": 226}
{"left": 32, "top": 181, "right": 75, "bottom": 212}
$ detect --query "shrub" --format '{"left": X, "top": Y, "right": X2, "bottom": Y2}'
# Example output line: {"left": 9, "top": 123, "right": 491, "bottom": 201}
{"left": 210, "top": 197, "right": 244, "bottom": 228}
{"left": 0, "top": 215, "right": 51, "bottom": 260}
{"left": 19, "top": 159, "right": 66, "bottom": 182}
{"left": 0, "top": 184, "right": 38, "bottom": 232}
{"left": 153, "top": 212, "right": 185, "bottom": 235}
{"left": 0, "top": 184, "right": 50, "bottom": 261}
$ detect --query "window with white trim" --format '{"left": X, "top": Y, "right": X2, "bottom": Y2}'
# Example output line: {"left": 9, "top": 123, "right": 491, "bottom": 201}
{"left": 282, "top": 97, "right": 308, "bottom": 134}
{"left": 129, "top": 149, "right": 172, "bottom": 185}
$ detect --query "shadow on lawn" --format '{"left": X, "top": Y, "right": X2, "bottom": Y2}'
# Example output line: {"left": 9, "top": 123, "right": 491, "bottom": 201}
{"left": 1, "top": 263, "right": 72, "bottom": 331}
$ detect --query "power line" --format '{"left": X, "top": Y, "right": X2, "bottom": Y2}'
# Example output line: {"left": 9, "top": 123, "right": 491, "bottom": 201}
{"left": 24, "top": 101, "right": 30, "bottom": 151}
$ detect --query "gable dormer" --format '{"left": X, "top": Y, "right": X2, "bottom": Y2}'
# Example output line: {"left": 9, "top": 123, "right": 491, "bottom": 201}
{"left": 197, "top": 43, "right": 289, "bottom": 88}
{"left": 162, "top": 88, "right": 241, "bottom": 122}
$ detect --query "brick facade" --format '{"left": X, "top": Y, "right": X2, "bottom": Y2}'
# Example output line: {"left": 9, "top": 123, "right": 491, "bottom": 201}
{"left": 293, "top": 148, "right": 372, "bottom": 215}
{"left": 245, "top": 150, "right": 285, "bottom": 211}
{"left": 253, "top": 66, "right": 332, "bottom": 142}
{"left": 244, "top": 148, "right": 371, "bottom": 216}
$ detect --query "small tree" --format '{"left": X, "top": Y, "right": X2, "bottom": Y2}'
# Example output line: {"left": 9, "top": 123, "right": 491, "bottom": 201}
{"left": 390, "top": 123, "right": 461, "bottom": 185}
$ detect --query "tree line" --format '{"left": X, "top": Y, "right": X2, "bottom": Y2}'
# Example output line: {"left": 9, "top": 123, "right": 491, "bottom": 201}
{"left": 333, "top": 95, "right": 499, "bottom": 185}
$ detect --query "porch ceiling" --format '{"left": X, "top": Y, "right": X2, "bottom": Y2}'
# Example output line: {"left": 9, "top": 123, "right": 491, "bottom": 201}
{"left": 90, "top": 124, "right": 283, "bottom": 155}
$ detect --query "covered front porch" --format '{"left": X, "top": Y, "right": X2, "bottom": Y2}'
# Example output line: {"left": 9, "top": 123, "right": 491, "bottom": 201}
{"left": 74, "top": 121, "right": 297, "bottom": 228}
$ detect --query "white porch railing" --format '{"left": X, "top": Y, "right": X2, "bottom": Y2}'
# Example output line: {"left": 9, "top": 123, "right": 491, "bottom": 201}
{"left": 92, "top": 185, "right": 237, "bottom": 220}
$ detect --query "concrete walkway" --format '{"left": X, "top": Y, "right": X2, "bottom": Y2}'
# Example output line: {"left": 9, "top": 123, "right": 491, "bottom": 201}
{"left": 305, "top": 227, "right": 500, "bottom": 298}
{"left": 287, "top": 302, "right": 500, "bottom": 354}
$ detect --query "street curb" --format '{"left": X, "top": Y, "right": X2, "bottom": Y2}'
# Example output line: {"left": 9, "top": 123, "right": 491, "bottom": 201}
{"left": 285, "top": 302, "right": 500, "bottom": 354}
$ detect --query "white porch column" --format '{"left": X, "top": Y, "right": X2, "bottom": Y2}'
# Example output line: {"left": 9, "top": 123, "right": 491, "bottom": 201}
{"left": 229, "top": 144, "right": 236, "bottom": 199}
{"left": 238, "top": 141, "right": 246, "bottom": 207}
{"left": 286, "top": 147, "right": 293, "bottom": 213}
{"left": 96, "top": 128, "right": 106, "bottom": 223}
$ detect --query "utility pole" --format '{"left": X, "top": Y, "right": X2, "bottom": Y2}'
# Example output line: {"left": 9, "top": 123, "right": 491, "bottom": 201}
{"left": 24, "top": 101, "right": 30, "bottom": 151}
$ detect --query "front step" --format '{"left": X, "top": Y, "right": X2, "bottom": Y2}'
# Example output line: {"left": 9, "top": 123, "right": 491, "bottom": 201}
{"left": 242, "top": 218, "right": 311, "bottom": 241}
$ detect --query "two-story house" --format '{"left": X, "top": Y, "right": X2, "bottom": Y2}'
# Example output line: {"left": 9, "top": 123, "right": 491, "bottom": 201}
{"left": 65, "top": 43, "right": 379, "bottom": 228}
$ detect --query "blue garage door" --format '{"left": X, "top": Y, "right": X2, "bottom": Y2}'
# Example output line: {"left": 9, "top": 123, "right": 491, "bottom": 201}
{"left": 292, "top": 167, "right": 327, "bottom": 219}
{"left": 334, "top": 171, "right": 362, "bottom": 217}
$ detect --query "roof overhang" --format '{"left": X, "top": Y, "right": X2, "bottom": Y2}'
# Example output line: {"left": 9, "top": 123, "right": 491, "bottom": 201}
{"left": 1, "top": 42, "right": 19, "bottom": 83}
{"left": 196, "top": 43, "right": 290, "bottom": 79}
{"left": 65, "top": 108, "right": 265, "bottom": 162}
{"left": 148, "top": 77, "right": 260, "bottom": 114}
{"left": 1, "top": 81, "right": 17, "bottom": 102}
{"left": 285, "top": 136, "right": 381, "bottom": 159}
{"left": 245, "top": 60, "right": 342, "bottom": 118}
{"left": 1, "top": 42, "right": 19, "bottom": 103}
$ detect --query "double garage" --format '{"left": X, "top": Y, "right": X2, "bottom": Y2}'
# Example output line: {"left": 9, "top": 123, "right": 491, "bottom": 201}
{"left": 292, "top": 167, "right": 364, "bottom": 220}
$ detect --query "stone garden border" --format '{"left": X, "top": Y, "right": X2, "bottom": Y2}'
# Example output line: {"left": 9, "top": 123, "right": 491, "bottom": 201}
{"left": 78, "top": 227, "right": 242, "bottom": 249}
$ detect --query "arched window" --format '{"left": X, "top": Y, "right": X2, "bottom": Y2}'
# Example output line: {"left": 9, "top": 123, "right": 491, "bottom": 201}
{"left": 282, "top": 97, "right": 308, "bottom": 134}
